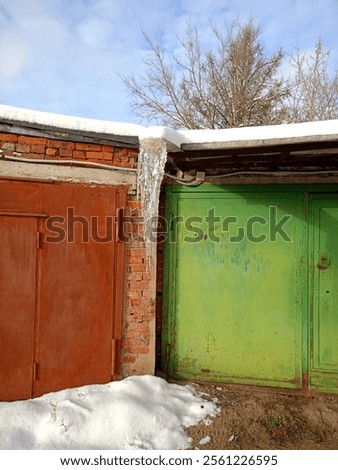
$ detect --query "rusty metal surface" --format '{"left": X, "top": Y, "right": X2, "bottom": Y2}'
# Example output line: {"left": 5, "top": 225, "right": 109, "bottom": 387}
{"left": 0, "top": 216, "right": 36, "bottom": 400}
{"left": 111, "top": 191, "right": 127, "bottom": 380}
{"left": 0, "top": 179, "right": 126, "bottom": 400}
{"left": 0, "top": 179, "right": 43, "bottom": 213}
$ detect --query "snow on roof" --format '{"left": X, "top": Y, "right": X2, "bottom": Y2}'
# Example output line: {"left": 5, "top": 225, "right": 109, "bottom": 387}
{"left": 1, "top": 104, "right": 338, "bottom": 150}
{"left": 150, "top": 119, "right": 338, "bottom": 151}
{"left": 0, "top": 104, "right": 143, "bottom": 138}
{"left": 181, "top": 120, "right": 338, "bottom": 149}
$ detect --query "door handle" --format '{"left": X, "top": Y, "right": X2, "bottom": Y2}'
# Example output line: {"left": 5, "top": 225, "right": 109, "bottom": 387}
{"left": 317, "top": 255, "right": 330, "bottom": 270}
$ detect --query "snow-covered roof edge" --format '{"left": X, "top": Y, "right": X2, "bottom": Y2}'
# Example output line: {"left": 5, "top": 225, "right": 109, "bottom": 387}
{"left": 135, "top": 120, "right": 338, "bottom": 152}
{"left": 1, "top": 104, "right": 338, "bottom": 151}
{"left": 0, "top": 104, "right": 144, "bottom": 138}
{"left": 175, "top": 120, "right": 338, "bottom": 149}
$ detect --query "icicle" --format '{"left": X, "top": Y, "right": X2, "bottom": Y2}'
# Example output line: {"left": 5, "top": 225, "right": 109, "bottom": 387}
{"left": 137, "top": 138, "right": 167, "bottom": 267}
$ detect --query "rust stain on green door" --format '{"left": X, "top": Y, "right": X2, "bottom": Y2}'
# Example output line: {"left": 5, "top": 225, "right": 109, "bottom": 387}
{"left": 164, "top": 187, "right": 304, "bottom": 389}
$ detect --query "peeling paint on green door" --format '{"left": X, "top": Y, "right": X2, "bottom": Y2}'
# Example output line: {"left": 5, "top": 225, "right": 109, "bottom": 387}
{"left": 163, "top": 185, "right": 338, "bottom": 393}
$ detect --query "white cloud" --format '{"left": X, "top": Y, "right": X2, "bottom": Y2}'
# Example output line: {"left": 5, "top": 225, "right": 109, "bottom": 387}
{"left": 76, "top": 18, "right": 114, "bottom": 46}
{"left": 0, "top": 0, "right": 336, "bottom": 124}
{"left": 0, "top": 31, "right": 29, "bottom": 80}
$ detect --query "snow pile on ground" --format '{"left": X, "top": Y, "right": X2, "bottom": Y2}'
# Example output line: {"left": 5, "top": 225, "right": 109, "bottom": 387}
{"left": 0, "top": 375, "right": 218, "bottom": 450}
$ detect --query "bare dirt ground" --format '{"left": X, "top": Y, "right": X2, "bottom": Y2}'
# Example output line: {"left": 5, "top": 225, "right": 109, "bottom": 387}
{"left": 183, "top": 382, "right": 338, "bottom": 450}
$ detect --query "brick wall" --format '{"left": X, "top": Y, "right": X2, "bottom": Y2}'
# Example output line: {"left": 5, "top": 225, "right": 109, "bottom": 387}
{"left": 122, "top": 196, "right": 156, "bottom": 375}
{"left": 0, "top": 131, "right": 155, "bottom": 377}
{"left": 0, "top": 132, "right": 137, "bottom": 168}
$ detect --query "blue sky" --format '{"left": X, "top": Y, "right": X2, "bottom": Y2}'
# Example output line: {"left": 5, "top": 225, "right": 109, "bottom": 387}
{"left": 0, "top": 0, "right": 337, "bottom": 126}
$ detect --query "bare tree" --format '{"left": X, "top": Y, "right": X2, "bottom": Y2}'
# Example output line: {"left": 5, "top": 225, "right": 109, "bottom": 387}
{"left": 287, "top": 39, "right": 338, "bottom": 122}
{"left": 122, "top": 20, "right": 290, "bottom": 129}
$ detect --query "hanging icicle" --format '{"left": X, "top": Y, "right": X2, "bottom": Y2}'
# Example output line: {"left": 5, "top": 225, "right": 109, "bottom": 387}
{"left": 137, "top": 137, "right": 167, "bottom": 266}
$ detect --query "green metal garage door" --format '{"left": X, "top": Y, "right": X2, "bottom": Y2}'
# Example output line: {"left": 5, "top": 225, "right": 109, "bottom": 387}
{"left": 162, "top": 185, "right": 338, "bottom": 393}
{"left": 309, "top": 195, "right": 338, "bottom": 393}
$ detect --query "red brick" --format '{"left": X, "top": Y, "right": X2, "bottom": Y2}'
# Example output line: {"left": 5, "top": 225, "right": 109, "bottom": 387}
{"left": 122, "top": 356, "right": 136, "bottom": 363}
{"left": 1, "top": 142, "right": 15, "bottom": 151}
{"left": 141, "top": 289, "right": 152, "bottom": 299}
{"left": 2, "top": 149, "right": 14, "bottom": 156}
{"left": 73, "top": 149, "right": 86, "bottom": 160}
{"left": 128, "top": 265, "right": 147, "bottom": 272}
{"left": 125, "top": 305, "right": 143, "bottom": 315}
{"left": 127, "top": 313, "right": 151, "bottom": 320}
{"left": 128, "top": 316, "right": 149, "bottom": 331}
{"left": 127, "top": 281, "right": 149, "bottom": 290}
{"left": 18, "top": 136, "right": 47, "bottom": 145}
{"left": 46, "top": 139, "right": 75, "bottom": 150}
{"left": 127, "top": 256, "right": 144, "bottom": 264}
{"left": 75, "top": 143, "right": 101, "bottom": 151}
{"left": 46, "top": 147, "right": 58, "bottom": 156}
{"left": 132, "top": 314, "right": 153, "bottom": 322}
{"left": 122, "top": 340, "right": 147, "bottom": 350}
{"left": 15, "top": 143, "right": 31, "bottom": 153}
{"left": 30, "top": 144, "right": 46, "bottom": 153}
{"left": 127, "top": 304, "right": 151, "bottom": 313}
{"left": 126, "top": 290, "right": 143, "bottom": 299}
{"left": 127, "top": 201, "right": 142, "bottom": 209}
{"left": 59, "top": 148, "right": 73, "bottom": 158}
{"left": 101, "top": 151, "right": 113, "bottom": 161}
{"left": 0, "top": 133, "right": 18, "bottom": 142}
{"left": 123, "top": 347, "right": 149, "bottom": 355}
{"left": 126, "top": 249, "right": 146, "bottom": 258}
{"left": 124, "top": 328, "right": 150, "bottom": 340}
{"left": 101, "top": 144, "right": 115, "bottom": 152}
{"left": 86, "top": 151, "right": 103, "bottom": 160}
{"left": 126, "top": 272, "right": 143, "bottom": 281}
{"left": 122, "top": 338, "right": 140, "bottom": 346}
{"left": 128, "top": 305, "right": 153, "bottom": 314}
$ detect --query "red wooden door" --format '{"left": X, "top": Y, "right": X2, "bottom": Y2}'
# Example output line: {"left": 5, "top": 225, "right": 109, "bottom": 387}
{"left": 0, "top": 179, "right": 126, "bottom": 400}
{"left": 0, "top": 215, "right": 37, "bottom": 400}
